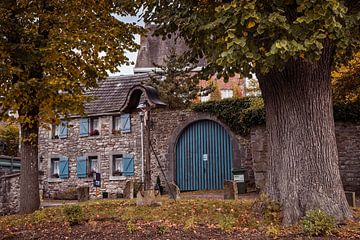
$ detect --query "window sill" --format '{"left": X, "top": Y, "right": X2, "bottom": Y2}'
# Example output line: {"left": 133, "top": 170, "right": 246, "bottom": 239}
{"left": 79, "top": 135, "right": 102, "bottom": 139}
{"left": 48, "top": 178, "right": 63, "bottom": 183}
{"left": 109, "top": 176, "right": 127, "bottom": 181}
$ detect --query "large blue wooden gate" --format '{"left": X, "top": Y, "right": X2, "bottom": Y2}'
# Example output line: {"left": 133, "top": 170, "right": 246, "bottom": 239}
{"left": 175, "top": 120, "right": 233, "bottom": 191}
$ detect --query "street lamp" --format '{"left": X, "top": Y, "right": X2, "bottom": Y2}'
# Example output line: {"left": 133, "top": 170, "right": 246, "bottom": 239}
{"left": 137, "top": 100, "right": 152, "bottom": 191}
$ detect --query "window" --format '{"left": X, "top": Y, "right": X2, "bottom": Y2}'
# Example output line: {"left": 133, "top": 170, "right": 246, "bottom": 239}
{"left": 112, "top": 155, "right": 123, "bottom": 176}
{"left": 51, "top": 158, "right": 60, "bottom": 178}
{"left": 89, "top": 156, "right": 99, "bottom": 173}
{"left": 50, "top": 156, "right": 69, "bottom": 179}
{"left": 90, "top": 118, "right": 99, "bottom": 136}
{"left": 200, "top": 95, "right": 210, "bottom": 102}
{"left": 76, "top": 155, "right": 99, "bottom": 178}
{"left": 220, "top": 89, "right": 234, "bottom": 99}
{"left": 79, "top": 118, "right": 99, "bottom": 137}
{"left": 112, "top": 154, "right": 134, "bottom": 177}
{"left": 112, "top": 114, "right": 131, "bottom": 134}
{"left": 52, "top": 121, "right": 68, "bottom": 139}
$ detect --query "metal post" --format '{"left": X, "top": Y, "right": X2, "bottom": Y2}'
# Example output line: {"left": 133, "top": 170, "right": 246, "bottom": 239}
{"left": 139, "top": 112, "right": 145, "bottom": 184}
{"left": 144, "top": 110, "right": 152, "bottom": 191}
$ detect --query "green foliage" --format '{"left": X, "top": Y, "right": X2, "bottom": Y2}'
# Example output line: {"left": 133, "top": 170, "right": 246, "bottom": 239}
{"left": 143, "top": 1, "right": 359, "bottom": 78}
{"left": 126, "top": 221, "right": 137, "bottom": 233}
{"left": 192, "top": 97, "right": 360, "bottom": 136}
{"left": 300, "top": 209, "right": 336, "bottom": 236}
{"left": 63, "top": 205, "right": 84, "bottom": 226}
{"left": 184, "top": 216, "right": 196, "bottom": 230}
{"left": 218, "top": 215, "right": 237, "bottom": 232}
{"left": 191, "top": 97, "right": 265, "bottom": 136}
{"left": 0, "top": 124, "right": 19, "bottom": 156}
{"left": 147, "top": 48, "right": 203, "bottom": 109}
{"left": 0, "top": 0, "right": 141, "bottom": 127}
{"left": 265, "top": 223, "right": 281, "bottom": 238}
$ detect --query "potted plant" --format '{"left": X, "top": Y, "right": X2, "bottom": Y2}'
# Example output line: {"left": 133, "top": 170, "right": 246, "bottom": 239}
{"left": 52, "top": 173, "right": 59, "bottom": 178}
{"left": 113, "top": 170, "right": 122, "bottom": 176}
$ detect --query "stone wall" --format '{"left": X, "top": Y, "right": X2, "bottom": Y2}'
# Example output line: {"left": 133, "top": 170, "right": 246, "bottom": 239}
{"left": 250, "top": 123, "right": 360, "bottom": 194}
{"left": 39, "top": 109, "right": 252, "bottom": 198}
{"left": 0, "top": 173, "right": 20, "bottom": 215}
{"left": 39, "top": 113, "right": 142, "bottom": 198}
{"left": 39, "top": 108, "right": 360, "bottom": 197}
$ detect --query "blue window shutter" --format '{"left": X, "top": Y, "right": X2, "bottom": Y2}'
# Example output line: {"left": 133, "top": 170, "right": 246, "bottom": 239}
{"left": 59, "top": 156, "right": 69, "bottom": 179}
{"left": 76, "top": 156, "right": 87, "bottom": 178}
{"left": 120, "top": 114, "right": 131, "bottom": 133}
{"left": 79, "top": 118, "right": 89, "bottom": 137}
{"left": 59, "top": 121, "right": 68, "bottom": 139}
{"left": 122, "top": 154, "right": 134, "bottom": 176}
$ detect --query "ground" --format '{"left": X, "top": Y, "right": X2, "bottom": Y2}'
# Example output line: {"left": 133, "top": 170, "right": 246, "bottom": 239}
{"left": 0, "top": 192, "right": 359, "bottom": 239}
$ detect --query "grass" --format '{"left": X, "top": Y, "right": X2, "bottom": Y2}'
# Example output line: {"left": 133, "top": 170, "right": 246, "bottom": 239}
{"left": 0, "top": 197, "right": 359, "bottom": 238}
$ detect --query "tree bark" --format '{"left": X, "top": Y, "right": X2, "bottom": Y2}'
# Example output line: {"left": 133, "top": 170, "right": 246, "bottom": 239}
{"left": 257, "top": 43, "right": 353, "bottom": 225}
{"left": 19, "top": 121, "right": 40, "bottom": 214}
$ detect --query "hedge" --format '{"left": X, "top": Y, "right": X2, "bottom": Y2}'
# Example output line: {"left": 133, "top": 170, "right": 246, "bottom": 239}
{"left": 191, "top": 97, "right": 360, "bottom": 136}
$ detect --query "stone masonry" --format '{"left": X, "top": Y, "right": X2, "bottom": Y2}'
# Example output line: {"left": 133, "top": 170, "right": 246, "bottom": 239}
{"left": 38, "top": 109, "right": 253, "bottom": 198}
{"left": 250, "top": 122, "right": 360, "bottom": 195}
{"left": 38, "top": 108, "right": 360, "bottom": 198}
{"left": 0, "top": 173, "right": 20, "bottom": 215}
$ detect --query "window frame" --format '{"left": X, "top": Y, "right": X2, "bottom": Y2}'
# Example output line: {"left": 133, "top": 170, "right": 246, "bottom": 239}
{"left": 51, "top": 158, "right": 60, "bottom": 178}
{"left": 220, "top": 89, "right": 234, "bottom": 99}
{"left": 89, "top": 117, "right": 99, "bottom": 136}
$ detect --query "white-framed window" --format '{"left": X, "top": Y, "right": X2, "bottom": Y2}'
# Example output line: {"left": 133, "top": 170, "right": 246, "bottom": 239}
{"left": 200, "top": 94, "right": 210, "bottom": 102}
{"left": 52, "top": 121, "right": 68, "bottom": 139}
{"left": 220, "top": 89, "right": 234, "bottom": 99}
{"left": 76, "top": 155, "right": 100, "bottom": 178}
{"left": 112, "top": 155, "right": 123, "bottom": 176}
{"left": 79, "top": 118, "right": 100, "bottom": 137}
{"left": 51, "top": 158, "right": 60, "bottom": 178}
{"left": 89, "top": 156, "right": 99, "bottom": 173}
{"left": 112, "top": 114, "right": 131, "bottom": 134}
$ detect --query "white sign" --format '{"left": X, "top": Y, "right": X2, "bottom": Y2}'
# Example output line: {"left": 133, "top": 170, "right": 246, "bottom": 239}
{"left": 202, "top": 154, "right": 208, "bottom": 161}
{"left": 234, "top": 175, "right": 245, "bottom": 183}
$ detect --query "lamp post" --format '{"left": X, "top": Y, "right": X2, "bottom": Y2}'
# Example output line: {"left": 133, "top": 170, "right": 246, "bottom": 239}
{"left": 138, "top": 111, "right": 145, "bottom": 184}
{"left": 137, "top": 100, "right": 152, "bottom": 191}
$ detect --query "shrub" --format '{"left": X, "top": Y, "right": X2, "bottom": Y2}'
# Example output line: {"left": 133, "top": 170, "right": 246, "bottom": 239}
{"left": 300, "top": 209, "right": 336, "bottom": 236}
{"left": 63, "top": 205, "right": 84, "bottom": 226}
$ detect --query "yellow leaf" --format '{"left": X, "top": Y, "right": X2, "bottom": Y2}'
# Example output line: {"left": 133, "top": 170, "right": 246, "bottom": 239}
{"left": 247, "top": 20, "right": 256, "bottom": 29}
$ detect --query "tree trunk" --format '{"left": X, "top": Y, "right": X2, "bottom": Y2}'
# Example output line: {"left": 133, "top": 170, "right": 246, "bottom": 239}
{"left": 19, "top": 122, "right": 40, "bottom": 214}
{"left": 257, "top": 44, "right": 353, "bottom": 225}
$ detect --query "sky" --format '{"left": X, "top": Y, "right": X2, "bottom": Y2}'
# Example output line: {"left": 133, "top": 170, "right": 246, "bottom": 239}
{"left": 114, "top": 15, "right": 144, "bottom": 76}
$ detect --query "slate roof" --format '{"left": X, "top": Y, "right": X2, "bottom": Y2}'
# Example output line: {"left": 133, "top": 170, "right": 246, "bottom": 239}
{"left": 135, "top": 25, "right": 206, "bottom": 71}
{"left": 84, "top": 74, "right": 152, "bottom": 115}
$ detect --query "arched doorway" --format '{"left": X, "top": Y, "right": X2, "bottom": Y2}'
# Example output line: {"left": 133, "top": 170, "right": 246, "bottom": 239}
{"left": 175, "top": 120, "right": 233, "bottom": 191}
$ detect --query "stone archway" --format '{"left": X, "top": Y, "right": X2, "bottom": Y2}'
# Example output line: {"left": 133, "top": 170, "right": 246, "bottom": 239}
{"left": 166, "top": 113, "right": 241, "bottom": 189}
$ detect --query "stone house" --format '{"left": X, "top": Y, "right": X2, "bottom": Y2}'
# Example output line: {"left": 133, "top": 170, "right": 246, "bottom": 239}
{"left": 37, "top": 26, "right": 360, "bottom": 199}
{"left": 37, "top": 72, "right": 360, "bottom": 199}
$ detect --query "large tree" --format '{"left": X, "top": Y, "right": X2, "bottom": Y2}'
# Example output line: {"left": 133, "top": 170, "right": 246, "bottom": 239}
{"left": 0, "top": 0, "right": 141, "bottom": 214}
{"left": 143, "top": 1, "right": 359, "bottom": 225}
